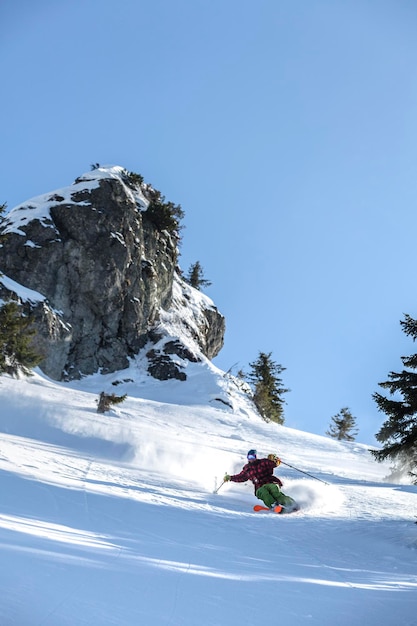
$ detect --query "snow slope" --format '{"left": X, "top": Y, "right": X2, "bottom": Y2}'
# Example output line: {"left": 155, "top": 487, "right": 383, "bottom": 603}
{"left": 0, "top": 365, "right": 416, "bottom": 626}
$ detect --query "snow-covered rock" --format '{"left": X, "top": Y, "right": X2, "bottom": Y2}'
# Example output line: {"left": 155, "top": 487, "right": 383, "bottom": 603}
{"left": 0, "top": 166, "right": 224, "bottom": 380}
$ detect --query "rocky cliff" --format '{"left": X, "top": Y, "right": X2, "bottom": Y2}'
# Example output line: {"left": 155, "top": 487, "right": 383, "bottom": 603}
{"left": 0, "top": 166, "right": 225, "bottom": 381}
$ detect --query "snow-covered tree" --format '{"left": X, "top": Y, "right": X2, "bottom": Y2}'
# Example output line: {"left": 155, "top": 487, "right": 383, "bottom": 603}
{"left": 97, "top": 392, "right": 127, "bottom": 413}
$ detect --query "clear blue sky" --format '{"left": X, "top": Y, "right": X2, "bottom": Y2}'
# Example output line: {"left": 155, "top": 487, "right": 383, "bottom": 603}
{"left": 2, "top": 0, "right": 417, "bottom": 444}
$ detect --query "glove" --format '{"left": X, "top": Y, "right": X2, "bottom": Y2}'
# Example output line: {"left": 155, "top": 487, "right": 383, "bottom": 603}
{"left": 224, "top": 473, "right": 231, "bottom": 482}
{"left": 268, "top": 454, "right": 281, "bottom": 466}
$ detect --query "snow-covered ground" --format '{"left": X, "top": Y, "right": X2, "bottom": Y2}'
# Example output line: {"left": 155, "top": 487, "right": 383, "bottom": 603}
{"left": 0, "top": 363, "right": 416, "bottom": 625}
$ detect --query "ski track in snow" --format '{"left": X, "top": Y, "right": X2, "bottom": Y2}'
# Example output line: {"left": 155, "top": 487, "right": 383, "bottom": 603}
{"left": 0, "top": 370, "right": 416, "bottom": 625}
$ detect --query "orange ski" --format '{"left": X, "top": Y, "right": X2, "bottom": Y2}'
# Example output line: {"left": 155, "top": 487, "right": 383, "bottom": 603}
{"left": 253, "top": 504, "right": 282, "bottom": 514}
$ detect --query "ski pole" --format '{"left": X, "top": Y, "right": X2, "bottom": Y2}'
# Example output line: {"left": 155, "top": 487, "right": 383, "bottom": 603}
{"left": 279, "top": 460, "right": 329, "bottom": 485}
{"left": 213, "top": 479, "right": 226, "bottom": 494}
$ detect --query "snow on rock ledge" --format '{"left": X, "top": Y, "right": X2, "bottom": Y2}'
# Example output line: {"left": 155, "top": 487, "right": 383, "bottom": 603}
{"left": 0, "top": 166, "right": 225, "bottom": 381}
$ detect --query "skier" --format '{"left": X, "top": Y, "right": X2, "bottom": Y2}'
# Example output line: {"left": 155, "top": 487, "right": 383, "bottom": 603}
{"left": 224, "top": 449, "right": 299, "bottom": 513}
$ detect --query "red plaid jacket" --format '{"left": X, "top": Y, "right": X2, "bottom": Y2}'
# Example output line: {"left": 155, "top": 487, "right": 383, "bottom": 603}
{"left": 230, "top": 458, "right": 283, "bottom": 494}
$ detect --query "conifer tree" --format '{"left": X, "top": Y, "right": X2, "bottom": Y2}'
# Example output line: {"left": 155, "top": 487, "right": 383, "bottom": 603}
{"left": 97, "top": 391, "right": 127, "bottom": 413}
{"left": 144, "top": 195, "right": 184, "bottom": 235}
{"left": 0, "top": 202, "right": 42, "bottom": 376}
{"left": 0, "top": 301, "right": 43, "bottom": 376}
{"left": 185, "top": 261, "right": 212, "bottom": 290}
{"left": 371, "top": 314, "right": 417, "bottom": 480}
{"left": 247, "top": 352, "right": 289, "bottom": 424}
{"left": 326, "top": 407, "right": 358, "bottom": 441}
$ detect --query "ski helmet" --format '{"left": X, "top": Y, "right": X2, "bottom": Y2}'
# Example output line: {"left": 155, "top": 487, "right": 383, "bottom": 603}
{"left": 247, "top": 449, "right": 257, "bottom": 460}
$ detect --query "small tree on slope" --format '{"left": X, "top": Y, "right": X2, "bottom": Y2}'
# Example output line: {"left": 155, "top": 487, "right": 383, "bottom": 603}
{"left": 0, "top": 301, "right": 43, "bottom": 376}
{"left": 185, "top": 261, "right": 212, "bottom": 291}
{"left": 326, "top": 407, "right": 358, "bottom": 441}
{"left": 371, "top": 314, "right": 417, "bottom": 482}
{"left": 0, "top": 204, "right": 42, "bottom": 377}
{"left": 97, "top": 392, "right": 127, "bottom": 413}
{"left": 247, "top": 351, "right": 289, "bottom": 424}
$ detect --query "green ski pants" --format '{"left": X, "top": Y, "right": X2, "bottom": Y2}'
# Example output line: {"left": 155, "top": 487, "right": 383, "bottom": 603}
{"left": 255, "top": 483, "right": 296, "bottom": 508}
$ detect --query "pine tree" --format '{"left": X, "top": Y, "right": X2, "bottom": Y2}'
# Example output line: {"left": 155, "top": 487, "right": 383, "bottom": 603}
{"left": 185, "top": 261, "right": 212, "bottom": 290}
{"left": 144, "top": 195, "right": 184, "bottom": 234}
{"left": 326, "top": 407, "right": 358, "bottom": 441}
{"left": 371, "top": 314, "right": 417, "bottom": 480}
{"left": 0, "top": 301, "right": 43, "bottom": 376}
{"left": 97, "top": 392, "right": 127, "bottom": 413}
{"left": 247, "top": 352, "right": 289, "bottom": 424}
{"left": 0, "top": 203, "right": 42, "bottom": 376}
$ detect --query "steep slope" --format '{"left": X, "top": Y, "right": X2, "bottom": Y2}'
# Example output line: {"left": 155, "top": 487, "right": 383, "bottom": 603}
{"left": 0, "top": 369, "right": 416, "bottom": 626}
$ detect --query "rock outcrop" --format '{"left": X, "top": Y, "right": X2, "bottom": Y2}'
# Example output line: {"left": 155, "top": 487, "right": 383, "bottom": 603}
{"left": 0, "top": 166, "right": 225, "bottom": 381}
